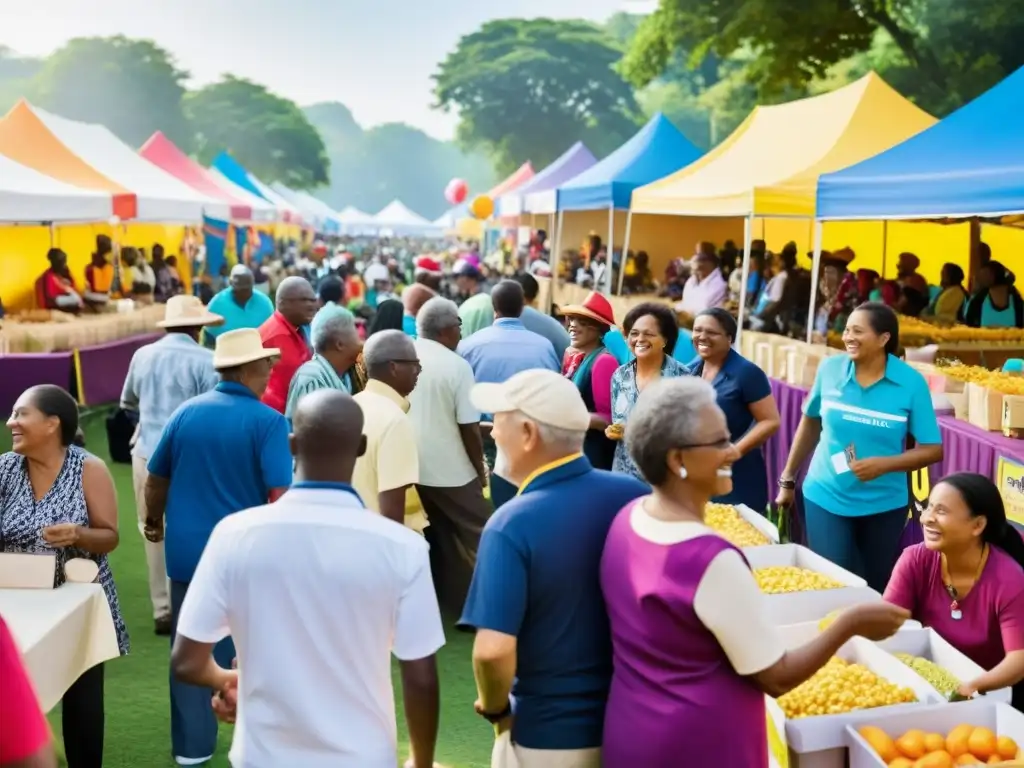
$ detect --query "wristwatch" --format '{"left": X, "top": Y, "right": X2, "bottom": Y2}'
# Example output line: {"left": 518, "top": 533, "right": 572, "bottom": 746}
{"left": 478, "top": 701, "right": 513, "bottom": 724}
{"left": 778, "top": 476, "right": 796, "bottom": 490}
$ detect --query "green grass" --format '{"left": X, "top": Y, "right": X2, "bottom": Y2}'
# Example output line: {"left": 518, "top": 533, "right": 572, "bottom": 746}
{"left": 9, "top": 411, "right": 492, "bottom": 768}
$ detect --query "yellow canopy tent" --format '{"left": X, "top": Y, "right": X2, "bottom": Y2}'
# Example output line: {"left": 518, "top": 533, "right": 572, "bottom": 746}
{"left": 625, "top": 73, "right": 938, "bottom": 326}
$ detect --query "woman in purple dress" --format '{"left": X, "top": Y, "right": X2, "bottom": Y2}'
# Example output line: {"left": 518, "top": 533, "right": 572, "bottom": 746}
{"left": 599, "top": 377, "right": 910, "bottom": 767}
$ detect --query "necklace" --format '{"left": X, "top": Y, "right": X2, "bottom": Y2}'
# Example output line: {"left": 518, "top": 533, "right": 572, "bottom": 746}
{"left": 941, "top": 544, "right": 989, "bottom": 621}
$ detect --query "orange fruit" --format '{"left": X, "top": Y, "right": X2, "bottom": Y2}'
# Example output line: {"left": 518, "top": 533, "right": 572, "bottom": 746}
{"left": 890, "top": 759, "right": 915, "bottom": 768}
{"left": 954, "top": 755, "right": 981, "bottom": 765}
{"left": 996, "top": 736, "right": 1019, "bottom": 760}
{"left": 986, "top": 756, "right": 1002, "bottom": 765}
{"left": 897, "top": 730, "right": 928, "bottom": 759}
{"left": 948, "top": 726, "right": 975, "bottom": 758}
{"left": 926, "top": 734, "right": 950, "bottom": 752}
{"left": 861, "top": 726, "right": 899, "bottom": 762}
{"left": 968, "top": 728, "right": 998, "bottom": 761}
{"left": 913, "top": 751, "right": 953, "bottom": 768}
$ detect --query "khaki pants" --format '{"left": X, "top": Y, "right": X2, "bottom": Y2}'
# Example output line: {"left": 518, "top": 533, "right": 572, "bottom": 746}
{"left": 492, "top": 733, "right": 600, "bottom": 768}
{"left": 133, "top": 455, "right": 170, "bottom": 619}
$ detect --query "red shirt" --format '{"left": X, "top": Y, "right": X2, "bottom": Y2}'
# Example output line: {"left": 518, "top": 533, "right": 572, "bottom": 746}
{"left": 259, "top": 311, "right": 312, "bottom": 414}
{"left": 0, "top": 617, "right": 51, "bottom": 763}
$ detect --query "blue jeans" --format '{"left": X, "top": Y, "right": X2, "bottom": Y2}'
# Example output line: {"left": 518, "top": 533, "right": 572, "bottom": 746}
{"left": 803, "top": 499, "right": 908, "bottom": 594}
{"left": 169, "top": 580, "right": 236, "bottom": 761}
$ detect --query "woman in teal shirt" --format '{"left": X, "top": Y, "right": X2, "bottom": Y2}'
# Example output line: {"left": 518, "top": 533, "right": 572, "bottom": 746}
{"left": 776, "top": 303, "right": 943, "bottom": 592}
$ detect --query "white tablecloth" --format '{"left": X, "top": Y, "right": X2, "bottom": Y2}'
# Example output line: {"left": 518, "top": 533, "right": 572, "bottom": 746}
{"left": 0, "top": 583, "right": 120, "bottom": 711}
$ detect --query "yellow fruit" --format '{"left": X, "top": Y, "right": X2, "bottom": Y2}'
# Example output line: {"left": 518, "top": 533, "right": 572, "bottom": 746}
{"left": 914, "top": 752, "right": 953, "bottom": 768}
{"left": 897, "top": 730, "right": 928, "bottom": 759}
{"left": 996, "top": 736, "right": 1018, "bottom": 760}
{"left": 925, "top": 734, "right": 949, "bottom": 752}
{"left": 776, "top": 657, "right": 916, "bottom": 719}
{"left": 703, "top": 503, "right": 772, "bottom": 548}
{"left": 860, "top": 725, "right": 899, "bottom": 762}
{"left": 894, "top": 654, "right": 961, "bottom": 699}
{"left": 891, "top": 760, "right": 915, "bottom": 768}
{"left": 969, "top": 728, "right": 997, "bottom": 761}
{"left": 755, "top": 566, "right": 845, "bottom": 593}
{"left": 948, "top": 725, "right": 975, "bottom": 757}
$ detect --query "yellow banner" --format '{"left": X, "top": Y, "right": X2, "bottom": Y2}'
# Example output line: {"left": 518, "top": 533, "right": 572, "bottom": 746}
{"left": 998, "top": 457, "right": 1024, "bottom": 526}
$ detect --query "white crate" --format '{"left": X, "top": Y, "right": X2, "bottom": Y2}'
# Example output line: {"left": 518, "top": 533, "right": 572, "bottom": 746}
{"left": 845, "top": 700, "right": 1024, "bottom": 767}
{"left": 736, "top": 503, "right": 780, "bottom": 545}
{"left": 747, "top": 544, "right": 879, "bottom": 625}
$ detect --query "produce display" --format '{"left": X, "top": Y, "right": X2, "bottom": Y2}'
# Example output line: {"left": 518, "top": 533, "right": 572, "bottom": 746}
{"left": 704, "top": 503, "right": 772, "bottom": 548}
{"left": 755, "top": 566, "right": 844, "bottom": 593}
{"left": 827, "top": 316, "right": 1024, "bottom": 351}
{"left": 936, "top": 361, "right": 1024, "bottom": 396}
{"left": 894, "top": 653, "right": 962, "bottom": 700}
{"left": 776, "top": 657, "right": 916, "bottom": 719}
{"left": 858, "top": 723, "right": 1019, "bottom": 765}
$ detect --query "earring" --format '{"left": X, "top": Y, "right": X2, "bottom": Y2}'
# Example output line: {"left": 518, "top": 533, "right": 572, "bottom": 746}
{"left": 678, "top": 467, "right": 688, "bottom": 480}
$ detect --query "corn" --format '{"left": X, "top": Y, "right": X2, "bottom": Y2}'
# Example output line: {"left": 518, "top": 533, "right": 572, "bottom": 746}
{"left": 894, "top": 653, "right": 961, "bottom": 699}
{"left": 704, "top": 503, "right": 771, "bottom": 548}
{"left": 755, "top": 566, "right": 844, "bottom": 594}
{"left": 777, "top": 656, "right": 916, "bottom": 719}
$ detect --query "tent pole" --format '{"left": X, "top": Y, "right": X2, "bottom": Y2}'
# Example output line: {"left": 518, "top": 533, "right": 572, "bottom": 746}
{"left": 49, "top": 222, "right": 55, "bottom": 249}
{"left": 735, "top": 214, "right": 754, "bottom": 350}
{"left": 968, "top": 218, "right": 982, "bottom": 292}
{"left": 617, "top": 211, "right": 634, "bottom": 296}
{"left": 805, "top": 220, "right": 824, "bottom": 344}
{"left": 550, "top": 210, "right": 565, "bottom": 309}
{"left": 881, "top": 220, "right": 889, "bottom": 278}
{"left": 605, "top": 205, "right": 615, "bottom": 297}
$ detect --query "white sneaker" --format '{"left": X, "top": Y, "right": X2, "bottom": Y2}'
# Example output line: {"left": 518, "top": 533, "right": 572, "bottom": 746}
{"left": 174, "top": 756, "right": 213, "bottom": 766}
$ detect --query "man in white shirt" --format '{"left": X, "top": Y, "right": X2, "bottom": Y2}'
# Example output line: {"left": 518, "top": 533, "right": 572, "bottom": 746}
{"left": 409, "top": 297, "right": 489, "bottom": 614}
{"left": 677, "top": 244, "right": 727, "bottom": 317}
{"left": 171, "top": 388, "right": 445, "bottom": 768}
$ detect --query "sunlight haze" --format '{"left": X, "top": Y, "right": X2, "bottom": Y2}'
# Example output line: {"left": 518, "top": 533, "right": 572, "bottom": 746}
{"left": 2, "top": 0, "right": 627, "bottom": 138}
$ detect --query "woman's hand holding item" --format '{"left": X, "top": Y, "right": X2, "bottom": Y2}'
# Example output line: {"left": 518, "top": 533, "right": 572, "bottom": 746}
{"left": 41, "top": 523, "right": 81, "bottom": 548}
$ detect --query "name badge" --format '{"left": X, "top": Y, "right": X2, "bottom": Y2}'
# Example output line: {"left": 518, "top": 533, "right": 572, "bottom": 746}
{"left": 831, "top": 450, "right": 852, "bottom": 474}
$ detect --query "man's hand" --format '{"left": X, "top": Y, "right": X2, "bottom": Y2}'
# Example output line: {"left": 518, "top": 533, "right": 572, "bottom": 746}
{"left": 143, "top": 515, "right": 164, "bottom": 543}
{"left": 41, "top": 523, "right": 81, "bottom": 548}
{"left": 211, "top": 662, "right": 239, "bottom": 723}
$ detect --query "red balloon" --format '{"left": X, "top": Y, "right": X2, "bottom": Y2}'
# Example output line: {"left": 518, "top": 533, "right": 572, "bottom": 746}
{"left": 445, "top": 178, "right": 468, "bottom": 205}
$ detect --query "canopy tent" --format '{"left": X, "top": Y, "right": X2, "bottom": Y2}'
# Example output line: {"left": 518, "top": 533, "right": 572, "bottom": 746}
{"left": 499, "top": 143, "right": 596, "bottom": 217}
{"left": 337, "top": 205, "right": 378, "bottom": 235}
{"left": 487, "top": 162, "right": 535, "bottom": 200}
{"left": 271, "top": 184, "right": 342, "bottom": 234}
{"left": 372, "top": 200, "right": 441, "bottom": 236}
{"left": 0, "top": 153, "right": 111, "bottom": 223}
{"left": 817, "top": 66, "right": 1024, "bottom": 221}
{"left": 139, "top": 131, "right": 245, "bottom": 221}
{"left": 0, "top": 101, "right": 217, "bottom": 222}
{"left": 206, "top": 169, "right": 278, "bottom": 222}
{"left": 211, "top": 152, "right": 300, "bottom": 223}
{"left": 557, "top": 114, "right": 703, "bottom": 212}
{"left": 434, "top": 204, "right": 467, "bottom": 229}
{"left": 631, "top": 74, "right": 935, "bottom": 218}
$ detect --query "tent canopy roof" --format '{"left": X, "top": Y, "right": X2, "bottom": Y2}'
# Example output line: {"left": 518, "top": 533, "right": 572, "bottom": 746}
{"left": 632, "top": 73, "right": 936, "bottom": 218}
{"left": 0, "top": 152, "right": 111, "bottom": 223}
{"left": 373, "top": 200, "right": 435, "bottom": 228}
{"left": 817, "top": 66, "right": 1024, "bottom": 220}
{"left": 140, "top": 131, "right": 244, "bottom": 220}
{"left": 557, "top": 113, "right": 703, "bottom": 211}
{"left": 0, "top": 101, "right": 215, "bottom": 222}
{"left": 212, "top": 152, "right": 300, "bottom": 223}
{"left": 487, "top": 162, "right": 534, "bottom": 199}
{"left": 513, "top": 142, "right": 596, "bottom": 197}
{"left": 338, "top": 205, "right": 375, "bottom": 224}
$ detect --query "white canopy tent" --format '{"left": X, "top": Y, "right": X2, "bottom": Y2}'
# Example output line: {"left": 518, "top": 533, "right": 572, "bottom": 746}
{"left": 246, "top": 175, "right": 302, "bottom": 224}
{"left": 371, "top": 200, "right": 441, "bottom": 236}
{"left": 338, "top": 205, "right": 380, "bottom": 235}
{"left": 0, "top": 153, "right": 112, "bottom": 223}
{"left": 271, "top": 183, "right": 343, "bottom": 232}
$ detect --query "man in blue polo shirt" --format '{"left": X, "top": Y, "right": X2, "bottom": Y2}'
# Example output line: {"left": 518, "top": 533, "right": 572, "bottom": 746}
{"left": 459, "top": 369, "right": 648, "bottom": 767}
{"left": 203, "top": 265, "right": 274, "bottom": 349}
{"left": 143, "top": 327, "right": 293, "bottom": 767}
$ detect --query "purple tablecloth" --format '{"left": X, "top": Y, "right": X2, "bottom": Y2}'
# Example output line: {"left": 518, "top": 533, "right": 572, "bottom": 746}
{"left": 766, "top": 378, "right": 1024, "bottom": 545}
{"left": 75, "top": 333, "right": 161, "bottom": 406}
{"left": 0, "top": 352, "right": 75, "bottom": 416}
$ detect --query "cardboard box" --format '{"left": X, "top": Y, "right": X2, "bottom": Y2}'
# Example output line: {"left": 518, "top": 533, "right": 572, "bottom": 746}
{"left": 746, "top": 544, "right": 879, "bottom": 625}
{"left": 967, "top": 382, "right": 1005, "bottom": 431}
{"left": 776, "top": 635, "right": 940, "bottom": 767}
{"left": 787, "top": 350, "right": 821, "bottom": 388}
{"left": 947, "top": 390, "right": 969, "bottom": 421}
{"left": 736, "top": 503, "right": 781, "bottom": 546}
{"left": 845, "top": 700, "right": 1024, "bottom": 768}
{"left": 877, "top": 627, "right": 1011, "bottom": 704}
{"left": 1004, "top": 395, "right": 1024, "bottom": 437}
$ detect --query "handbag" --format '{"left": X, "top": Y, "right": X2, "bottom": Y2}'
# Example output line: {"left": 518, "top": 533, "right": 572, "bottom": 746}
{"left": 105, "top": 408, "right": 138, "bottom": 464}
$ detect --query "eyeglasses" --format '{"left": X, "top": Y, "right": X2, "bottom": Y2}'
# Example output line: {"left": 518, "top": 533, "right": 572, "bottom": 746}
{"left": 391, "top": 359, "right": 422, "bottom": 369}
{"left": 676, "top": 438, "right": 732, "bottom": 451}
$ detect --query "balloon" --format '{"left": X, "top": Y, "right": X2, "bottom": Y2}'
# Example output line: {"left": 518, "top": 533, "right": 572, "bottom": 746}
{"left": 445, "top": 178, "right": 468, "bottom": 205}
{"left": 469, "top": 195, "right": 494, "bottom": 220}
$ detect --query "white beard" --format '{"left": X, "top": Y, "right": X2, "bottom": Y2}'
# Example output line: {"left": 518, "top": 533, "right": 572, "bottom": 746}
{"left": 493, "top": 446, "right": 512, "bottom": 481}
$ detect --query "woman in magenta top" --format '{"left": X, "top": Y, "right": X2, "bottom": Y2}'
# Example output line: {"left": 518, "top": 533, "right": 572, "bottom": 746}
{"left": 599, "top": 377, "right": 910, "bottom": 767}
{"left": 559, "top": 291, "right": 619, "bottom": 470}
{"left": 884, "top": 472, "right": 1024, "bottom": 707}
{"left": 0, "top": 617, "right": 56, "bottom": 768}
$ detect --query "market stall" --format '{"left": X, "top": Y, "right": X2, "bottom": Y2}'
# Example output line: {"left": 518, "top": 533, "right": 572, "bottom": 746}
{"left": 371, "top": 200, "right": 444, "bottom": 238}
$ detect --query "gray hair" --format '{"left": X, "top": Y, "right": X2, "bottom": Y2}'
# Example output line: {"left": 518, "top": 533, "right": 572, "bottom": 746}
{"left": 625, "top": 377, "right": 722, "bottom": 486}
{"left": 363, "top": 329, "right": 414, "bottom": 372}
{"left": 312, "top": 312, "right": 357, "bottom": 354}
{"left": 508, "top": 410, "right": 586, "bottom": 452}
{"left": 417, "top": 297, "right": 460, "bottom": 340}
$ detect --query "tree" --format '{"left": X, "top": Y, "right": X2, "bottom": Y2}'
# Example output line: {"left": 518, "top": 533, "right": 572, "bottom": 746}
{"left": 28, "top": 36, "right": 192, "bottom": 150}
{"left": 186, "top": 77, "right": 329, "bottom": 189}
{"left": 433, "top": 18, "right": 642, "bottom": 175}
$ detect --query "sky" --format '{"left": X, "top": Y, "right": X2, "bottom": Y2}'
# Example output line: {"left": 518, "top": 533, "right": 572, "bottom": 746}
{"left": 1, "top": 0, "right": 647, "bottom": 139}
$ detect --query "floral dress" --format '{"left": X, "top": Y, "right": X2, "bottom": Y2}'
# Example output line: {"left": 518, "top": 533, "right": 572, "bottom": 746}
{"left": 610, "top": 355, "right": 691, "bottom": 480}
{"left": 0, "top": 447, "right": 129, "bottom": 654}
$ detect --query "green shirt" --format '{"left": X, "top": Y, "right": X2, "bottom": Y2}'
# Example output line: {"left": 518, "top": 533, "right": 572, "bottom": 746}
{"left": 458, "top": 291, "right": 494, "bottom": 339}
{"left": 285, "top": 355, "right": 351, "bottom": 421}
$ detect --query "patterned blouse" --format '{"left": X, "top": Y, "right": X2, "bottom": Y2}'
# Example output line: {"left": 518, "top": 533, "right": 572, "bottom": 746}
{"left": 610, "top": 355, "right": 691, "bottom": 480}
{"left": 0, "top": 447, "right": 129, "bottom": 654}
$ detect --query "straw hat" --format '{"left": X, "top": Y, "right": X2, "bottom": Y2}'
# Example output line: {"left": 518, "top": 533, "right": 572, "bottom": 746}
{"left": 157, "top": 295, "right": 225, "bottom": 329}
{"left": 557, "top": 291, "right": 615, "bottom": 328}
{"left": 213, "top": 328, "right": 279, "bottom": 370}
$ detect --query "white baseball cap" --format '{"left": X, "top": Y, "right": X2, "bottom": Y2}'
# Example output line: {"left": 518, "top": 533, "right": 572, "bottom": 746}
{"left": 471, "top": 369, "right": 590, "bottom": 432}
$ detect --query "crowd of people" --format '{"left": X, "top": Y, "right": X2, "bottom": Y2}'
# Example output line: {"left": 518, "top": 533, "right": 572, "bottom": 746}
{"left": 3, "top": 236, "right": 1024, "bottom": 768}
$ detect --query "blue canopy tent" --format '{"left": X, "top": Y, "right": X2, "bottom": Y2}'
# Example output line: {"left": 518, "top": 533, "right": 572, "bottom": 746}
{"left": 550, "top": 114, "right": 703, "bottom": 293}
